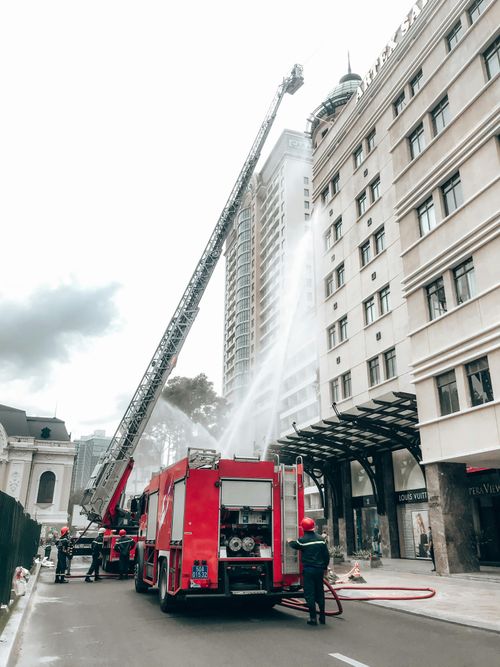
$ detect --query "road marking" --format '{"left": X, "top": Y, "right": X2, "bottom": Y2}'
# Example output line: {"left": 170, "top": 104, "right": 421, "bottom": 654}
{"left": 329, "top": 653, "right": 371, "bottom": 667}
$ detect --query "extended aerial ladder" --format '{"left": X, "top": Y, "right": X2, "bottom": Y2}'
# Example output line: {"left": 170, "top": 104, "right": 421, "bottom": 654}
{"left": 81, "top": 64, "right": 304, "bottom": 527}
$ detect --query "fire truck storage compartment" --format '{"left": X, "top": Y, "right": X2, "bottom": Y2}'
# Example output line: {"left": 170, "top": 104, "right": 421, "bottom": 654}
{"left": 172, "top": 479, "right": 186, "bottom": 542}
{"left": 146, "top": 491, "right": 159, "bottom": 542}
{"left": 220, "top": 479, "right": 273, "bottom": 559}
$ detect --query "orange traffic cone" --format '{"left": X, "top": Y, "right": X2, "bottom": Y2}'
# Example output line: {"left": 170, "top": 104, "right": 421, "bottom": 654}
{"left": 348, "top": 560, "right": 366, "bottom": 583}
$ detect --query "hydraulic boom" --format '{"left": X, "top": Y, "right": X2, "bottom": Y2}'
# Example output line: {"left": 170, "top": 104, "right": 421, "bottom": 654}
{"left": 81, "top": 64, "right": 304, "bottom": 525}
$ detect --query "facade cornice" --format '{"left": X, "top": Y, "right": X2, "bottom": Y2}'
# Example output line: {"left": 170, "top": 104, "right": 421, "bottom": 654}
{"left": 402, "top": 209, "right": 500, "bottom": 294}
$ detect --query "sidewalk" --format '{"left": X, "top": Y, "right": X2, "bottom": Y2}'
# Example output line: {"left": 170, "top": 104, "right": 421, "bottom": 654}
{"left": 332, "top": 558, "right": 500, "bottom": 633}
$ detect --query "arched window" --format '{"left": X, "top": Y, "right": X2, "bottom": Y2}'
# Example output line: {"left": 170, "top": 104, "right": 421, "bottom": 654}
{"left": 36, "top": 471, "right": 56, "bottom": 504}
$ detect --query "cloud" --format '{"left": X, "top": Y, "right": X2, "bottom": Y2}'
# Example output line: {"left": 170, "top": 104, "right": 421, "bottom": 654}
{"left": 0, "top": 283, "right": 120, "bottom": 378}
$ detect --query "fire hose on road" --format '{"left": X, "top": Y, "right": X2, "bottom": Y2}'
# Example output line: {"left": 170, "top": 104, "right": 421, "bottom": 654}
{"left": 279, "top": 578, "right": 436, "bottom": 617}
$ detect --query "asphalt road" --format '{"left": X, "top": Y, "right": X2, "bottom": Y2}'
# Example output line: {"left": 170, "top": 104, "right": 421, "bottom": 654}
{"left": 14, "top": 562, "right": 500, "bottom": 667}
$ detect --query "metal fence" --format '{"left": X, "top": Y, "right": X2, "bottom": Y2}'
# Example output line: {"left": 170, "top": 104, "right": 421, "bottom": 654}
{"left": 0, "top": 490, "right": 41, "bottom": 605}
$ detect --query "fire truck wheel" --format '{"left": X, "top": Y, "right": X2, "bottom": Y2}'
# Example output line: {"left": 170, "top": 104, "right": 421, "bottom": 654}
{"left": 134, "top": 559, "right": 150, "bottom": 593}
{"left": 159, "top": 560, "right": 176, "bottom": 613}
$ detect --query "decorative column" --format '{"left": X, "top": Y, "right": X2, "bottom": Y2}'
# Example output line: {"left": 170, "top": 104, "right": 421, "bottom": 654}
{"left": 426, "top": 462, "right": 479, "bottom": 574}
{"left": 338, "top": 461, "right": 355, "bottom": 554}
{"left": 374, "top": 451, "right": 400, "bottom": 558}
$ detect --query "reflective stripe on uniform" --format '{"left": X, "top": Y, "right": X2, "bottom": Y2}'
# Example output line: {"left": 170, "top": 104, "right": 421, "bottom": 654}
{"left": 297, "top": 540, "right": 326, "bottom": 547}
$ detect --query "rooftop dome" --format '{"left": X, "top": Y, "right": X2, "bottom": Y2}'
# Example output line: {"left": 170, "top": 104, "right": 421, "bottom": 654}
{"left": 307, "top": 56, "right": 362, "bottom": 138}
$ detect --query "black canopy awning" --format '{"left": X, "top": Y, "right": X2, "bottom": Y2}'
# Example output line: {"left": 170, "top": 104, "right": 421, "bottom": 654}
{"left": 269, "top": 391, "right": 421, "bottom": 467}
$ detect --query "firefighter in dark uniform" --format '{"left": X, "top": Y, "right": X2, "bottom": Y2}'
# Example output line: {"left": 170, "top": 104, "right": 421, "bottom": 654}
{"left": 85, "top": 528, "right": 105, "bottom": 582}
{"left": 55, "top": 526, "right": 70, "bottom": 584}
{"left": 115, "top": 529, "right": 134, "bottom": 579}
{"left": 288, "top": 517, "right": 330, "bottom": 625}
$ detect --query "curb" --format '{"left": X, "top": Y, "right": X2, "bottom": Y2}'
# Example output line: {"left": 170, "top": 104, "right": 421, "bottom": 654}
{"left": 0, "top": 562, "right": 42, "bottom": 667}
{"left": 366, "top": 599, "right": 500, "bottom": 635}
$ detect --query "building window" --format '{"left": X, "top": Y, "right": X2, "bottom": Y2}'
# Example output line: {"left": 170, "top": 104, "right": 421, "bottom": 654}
{"left": 367, "top": 129, "right": 376, "bottom": 152}
{"left": 357, "top": 191, "right": 368, "bottom": 217}
{"left": 321, "top": 186, "right": 330, "bottom": 205}
{"left": 468, "top": 0, "right": 486, "bottom": 23}
{"left": 339, "top": 316, "right": 348, "bottom": 342}
{"left": 465, "top": 356, "right": 494, "bottom": 406}
{"left": 336, "top": 263, "right": 345, "bottom": 288}
{"left": 331, "top": 173, "right": 340, "bottom": 194}
{"left": 36, "top": 471, "right": 56, "bottom": 504}
{"left": 334, "top": 217, "right": 343, "bottom": 241}
{"left": 354, "top": 145, "right": 364, "bottom": 168}
{"left": 342, "top": 371, "right": 352, "bottom": 399}
{"left": 368, "top": 357, "right": 380, "bottom": 387}
{"left": 417, "top": 197, "right": 436, "bottom": 235}
{"left": 304, "top": 176, "right": 309, "bottom": 185}
{"left": 304, "top": 188, "right": 310, "bottom": 197}
{"left": 330, "top": 377, "right": 340, "bottom": 403}
{"left": 364, "top": 297, "right": 375, "bottom": 325}
{"left": 325, "top": 272, "right": 335, "bottom": 298}
{"left": 431, "top": 96, "right": 450, "bottom": 135}
{"left": 379, "top": 285, "right": 390, "bottom": 314}
{"left": 327, "top": 325, "right": 336, "bottom": 349}
{"left": 384, "top": 348, "right": 397, "bottom": 379}
{"left": 324, "top": 226, "right": 334, "bottom": 251}
{"left": 409, "top": 123, "right": 425, "bottom": 159}
{"left": 370, "top": 177, "right": 381, "bottom": 202}
{"left": 360, "top": 240, "right": 371, "bottom": 267}
{"left": 483, "top": 36, "right": 500, "bottom": 79}
{"left": 304, "top": 201, "right": 310, "bottom": 210}
{"left": 436, "top": 370, "right": 460, "bottom": 415}
{"left": 446, "top": 21, "right": 462, "bottom": 51}
{"left": 374, "top": 226, "right": 385, "bottom": 254}
{"left": 453, "top": 257, "right": 476, "bottom": 304}
{"left": 410, "top": 69, "right": 423, "bottom": 96}
{"left": 394, "top": 91, "right": 406, "bottom": 116}
{"left": 441, "top": 172, "right": 463, "bottom": 216}
{"left": 426, "top": 276, "right": 447, "bottom": 320}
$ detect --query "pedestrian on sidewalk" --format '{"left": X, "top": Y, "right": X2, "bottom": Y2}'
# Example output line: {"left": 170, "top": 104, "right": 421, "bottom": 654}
{"left": 55, "top": 527, "right": 70, "bottom": 583}
{"left": 287, "top": 517, "right": 330, "bottom": 626}
{"left": 85, "top": 528, "right": 105, "bottom": 583}
{"left": 44, "top": 535, "right": 53, "bottom": 559}
{"left": 428, "top": 526, "right": 436, "bottom": 571}
{"left": 115, "top": 529, "right": 134, "bottom": 580}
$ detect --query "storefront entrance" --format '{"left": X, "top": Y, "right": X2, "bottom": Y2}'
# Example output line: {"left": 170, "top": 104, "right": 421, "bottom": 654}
{"left": 353, "top": 499, "right": 380, "bottom": 555}
{"left": 469, "top": 469, "right": 500, "bottom": 565}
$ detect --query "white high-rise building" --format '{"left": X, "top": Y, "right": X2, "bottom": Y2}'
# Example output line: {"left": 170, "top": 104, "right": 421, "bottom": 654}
{"left": 223, "top": 130, "right": 319, "bottom": 454}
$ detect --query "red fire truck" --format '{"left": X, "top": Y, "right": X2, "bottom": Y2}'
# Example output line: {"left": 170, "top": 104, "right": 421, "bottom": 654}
{"left": 133, "top": 448, "right": 304, "bottom": 611}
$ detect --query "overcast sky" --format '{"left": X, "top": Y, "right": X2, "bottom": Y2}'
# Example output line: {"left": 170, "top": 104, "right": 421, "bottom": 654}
{"left": 0, "top": 0, "right": 415, "bottom": 439}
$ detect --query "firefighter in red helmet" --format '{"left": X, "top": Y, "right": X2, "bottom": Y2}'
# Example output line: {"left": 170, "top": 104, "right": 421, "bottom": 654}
{"left": 287, "top": 517, "right": 330, "bottom": 625}
{"left": 55, "top": 527, "right": 70, "bottom": 584}
{"left": 115, "top": 529, "right": 134, "bottom": 580}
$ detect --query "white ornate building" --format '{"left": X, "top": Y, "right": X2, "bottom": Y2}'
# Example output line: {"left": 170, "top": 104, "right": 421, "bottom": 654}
{"left": 0, "top": 404, "right": 75, "bottom": 537}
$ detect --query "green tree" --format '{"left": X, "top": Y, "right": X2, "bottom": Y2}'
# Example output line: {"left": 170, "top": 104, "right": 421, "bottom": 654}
{"left": 161, "top": 373, "right": 228, "bottom": 437}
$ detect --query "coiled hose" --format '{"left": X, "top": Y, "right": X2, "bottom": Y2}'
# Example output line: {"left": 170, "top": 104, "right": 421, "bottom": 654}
{"left": 279, "top": 578, "right": 436, "bottom": 617}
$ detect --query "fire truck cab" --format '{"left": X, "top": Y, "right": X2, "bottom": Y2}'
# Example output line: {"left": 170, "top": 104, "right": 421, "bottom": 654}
{"left": 134, "top": 448, "right": 304, "bottom": 612}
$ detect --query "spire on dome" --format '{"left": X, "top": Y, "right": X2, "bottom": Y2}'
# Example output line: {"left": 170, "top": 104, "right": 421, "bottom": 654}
{"left": 347, "top": 52, "right": 352, "bottom": 74}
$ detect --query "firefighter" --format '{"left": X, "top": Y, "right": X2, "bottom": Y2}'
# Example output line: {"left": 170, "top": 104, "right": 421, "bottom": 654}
{"left": 115, "top": 529, "right": 134, "bottom": 579}
{"left": 55, "top": 527, "right": 70, "bottom": 584}
{"left": 287, "top": 517, "right": 330, "bottom": 625}
{"left": 66, "top": 534, "right": 76, "bottom": 576}
{"left": 85, "top": 528, "right": 105, "bottom": 582}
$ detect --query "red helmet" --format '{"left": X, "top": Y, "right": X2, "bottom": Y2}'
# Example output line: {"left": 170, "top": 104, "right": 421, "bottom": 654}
{"left": 60, "top": 526, "right": 69, "bottom": 536}
{"left": 301, "top": 517, "right": 315, "bottom": 532}
{"left": 119, "top": 529, "right": 126, "bottom": 536}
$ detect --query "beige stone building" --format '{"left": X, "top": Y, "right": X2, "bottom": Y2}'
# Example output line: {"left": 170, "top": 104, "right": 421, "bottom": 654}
{"left": 274, "top": 0, "right": 499, "bottom": 572}
{"left": 0, "top": 404, "right": 75, "bottom": 536}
